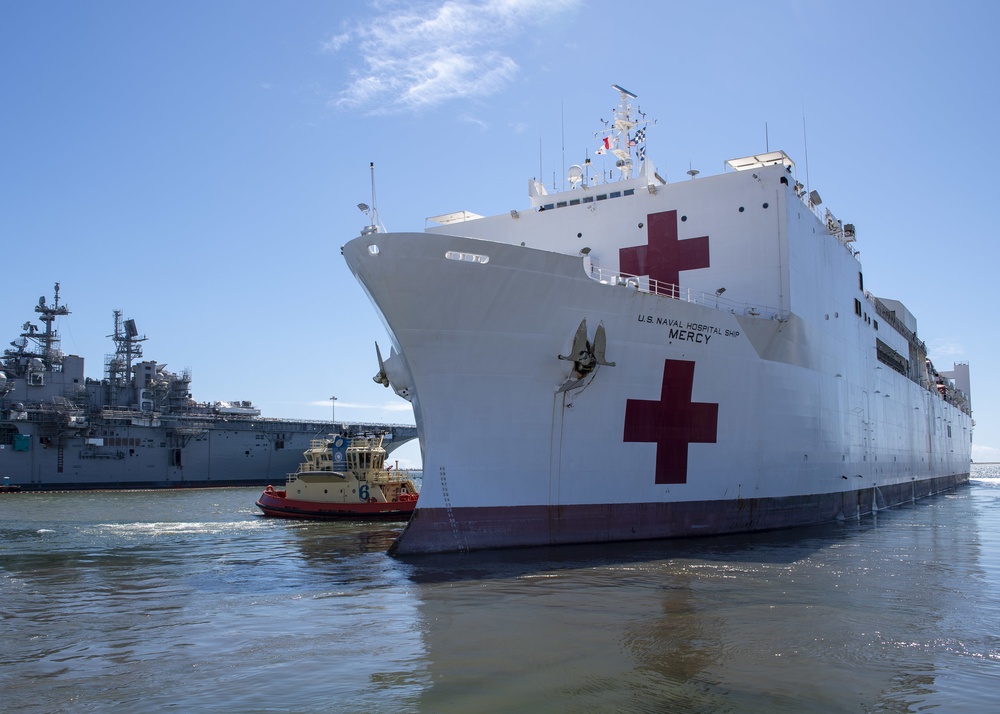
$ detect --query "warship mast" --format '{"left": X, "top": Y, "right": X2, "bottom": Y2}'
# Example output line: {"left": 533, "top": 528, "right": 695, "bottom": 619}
{"left": 105, "top": 311, "right": 147, "bottom": 408}
{"left": 2, "top": 282, "right": 70, "bottom": 379}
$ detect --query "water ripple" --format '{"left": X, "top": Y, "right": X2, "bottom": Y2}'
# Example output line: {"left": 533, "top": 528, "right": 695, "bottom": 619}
{"left": 3, "top": 477, "right": 1000, "bottom": 712}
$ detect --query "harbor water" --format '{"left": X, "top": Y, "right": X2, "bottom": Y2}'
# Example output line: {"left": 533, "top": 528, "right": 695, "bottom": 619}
{"left": 2, "top": 466, "right": 999, "bottom": 713}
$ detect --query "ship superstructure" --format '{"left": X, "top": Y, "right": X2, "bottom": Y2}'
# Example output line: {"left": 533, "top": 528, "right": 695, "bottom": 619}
{"left": 343, "top": 85, "right": 972, "bottom": 554}
{"left": 0, "top": 285, "right": 416, "bottom": 490}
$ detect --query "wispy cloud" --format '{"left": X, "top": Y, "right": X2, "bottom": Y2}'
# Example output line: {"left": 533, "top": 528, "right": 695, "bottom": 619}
{"left": 326, "top": 0, "right": 580, "bottom": 113}
{"left": 458, "top": 112, "right": 490, "bottom": 130}
{"left": 927, "top": 338, "right": 965, "bottom": 359}
{"left": 307, "top": 400, "right": 412, "bottom": 412}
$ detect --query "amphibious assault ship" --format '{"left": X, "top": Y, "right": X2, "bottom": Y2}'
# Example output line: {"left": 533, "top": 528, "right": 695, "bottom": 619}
{"left": 0, "top": 284, "right": 415, "bottom": 490}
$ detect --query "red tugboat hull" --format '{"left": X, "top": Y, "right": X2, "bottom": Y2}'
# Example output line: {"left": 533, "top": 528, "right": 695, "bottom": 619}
{"left": 256, "top": 486, "right": 417, "bottom": 520}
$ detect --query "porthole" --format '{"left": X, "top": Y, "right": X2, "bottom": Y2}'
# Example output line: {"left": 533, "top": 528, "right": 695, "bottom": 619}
{"left": 739, "top": 206, "right": 745, "bottom": 213}
{"left": 681, "top": 215, "right": 687, "bottom": 222}
{"left": 445, "top": 250, "right": 490, "bottom": 265}
{"left": 762, "top": 202, "right": 769, "bottom": 209}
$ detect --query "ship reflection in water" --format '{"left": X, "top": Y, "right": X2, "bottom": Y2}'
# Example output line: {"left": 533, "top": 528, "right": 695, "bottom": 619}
{"left": 2, "top": 467, "right": 999, "bottom": 713}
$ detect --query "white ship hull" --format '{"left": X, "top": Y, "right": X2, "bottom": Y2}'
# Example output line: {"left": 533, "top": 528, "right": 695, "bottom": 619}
{"left": 343, "top": 87, "right": 972, "bottom": 553}
{"left": 345, "top": 233, "right": 969, "bottom": 553}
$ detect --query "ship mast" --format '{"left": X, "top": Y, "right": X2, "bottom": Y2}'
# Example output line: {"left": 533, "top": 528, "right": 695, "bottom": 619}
{"left": 36, "top": 282, "right": 70, "bottom": 370}
{"left": 358, "top": 162, "right": 385, "bottom": 236}
{"left": 595, "top": 84, "right": 642, "bottom": 181}
{"left": 2, "top": 282, "right": 71, "bottom": 377}
{"left": 106, "top": 311, "right": 147, "bottom": 407}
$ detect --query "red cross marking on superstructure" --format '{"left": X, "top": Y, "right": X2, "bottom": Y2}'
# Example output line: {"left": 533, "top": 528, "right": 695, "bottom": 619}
{"left": 623, "top": 359, "right": 719, "bottom": 485}
{"left": 619, "top": 210, "right": 710, "bottom": 290}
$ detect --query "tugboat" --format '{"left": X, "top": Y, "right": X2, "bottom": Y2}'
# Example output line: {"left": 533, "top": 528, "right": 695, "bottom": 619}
{"left": 255, "top": 433, "right": 419, "bottom": 519}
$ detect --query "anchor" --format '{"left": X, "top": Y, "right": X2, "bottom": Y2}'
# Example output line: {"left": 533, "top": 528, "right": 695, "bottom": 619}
{"left": 372, "top": 341, "right": 413, "bottom": 402}
{"left": 557, "top": 318, "right": 615, "bottom": 388}
{"left": 372, "top": 341, "right": 389, "bottom": 387}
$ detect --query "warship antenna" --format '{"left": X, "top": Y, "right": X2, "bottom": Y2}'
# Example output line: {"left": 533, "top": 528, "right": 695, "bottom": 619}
{"left": 34, "top": 281, "right": 70, "bottom": 370}
{"left": 106, "top": 310, "right": 147, "bottom": 407}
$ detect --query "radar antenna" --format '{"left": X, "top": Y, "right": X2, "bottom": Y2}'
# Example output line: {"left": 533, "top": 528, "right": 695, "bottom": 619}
{"left": 106, "top": 310, "right": 148, "bottom": 407}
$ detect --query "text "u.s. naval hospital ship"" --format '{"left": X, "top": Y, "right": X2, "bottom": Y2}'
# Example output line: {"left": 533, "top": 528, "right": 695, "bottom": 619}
{"left": 0, "top": 284, "right": 416, "bottom": 490}
{"left": 343, "top": 85, "right": 973, "bottom": 554}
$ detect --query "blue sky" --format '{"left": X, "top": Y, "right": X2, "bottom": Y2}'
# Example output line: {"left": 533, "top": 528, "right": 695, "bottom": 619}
{"left": 2, "top": 0, "right": 997, "bottom": 466}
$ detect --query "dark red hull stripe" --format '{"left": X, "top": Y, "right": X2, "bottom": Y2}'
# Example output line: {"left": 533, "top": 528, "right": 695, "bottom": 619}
{"left": 390, "top": 473, "right": 969, "bottom": 555}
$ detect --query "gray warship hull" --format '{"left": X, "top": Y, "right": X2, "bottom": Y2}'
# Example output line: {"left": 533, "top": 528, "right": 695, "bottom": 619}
{"left": 1, "top": 285, "right": 415, "bottom": 491}
{"left": 1, "top": 415, "right": 415, "bottom": 491}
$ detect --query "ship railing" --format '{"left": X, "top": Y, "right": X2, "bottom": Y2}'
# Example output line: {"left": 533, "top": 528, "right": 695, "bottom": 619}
{"left": 588, "top": 268, "right": 787, "bottom": 320}
{"left": 789, "top": 190, "right": 861, "bottom": 260}
{"left": 100, "top": 406, "right": 152, "bottom": 417}
{"left": 370, "top": 469, "right": 417, "bottom": 483}
{"left": 4, "top": 401, "right": 85, "bottom": 422}
{"left": 864, "top": 292, "right": 927, "bottom": 353}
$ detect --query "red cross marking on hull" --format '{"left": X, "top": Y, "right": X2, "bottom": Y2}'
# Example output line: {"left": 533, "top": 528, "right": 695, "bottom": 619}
{"left": 623, "top": 359, "right": 719, "bottom": 485}
{"left": 619, "top": 210, "right": 710, "bottom": 292}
